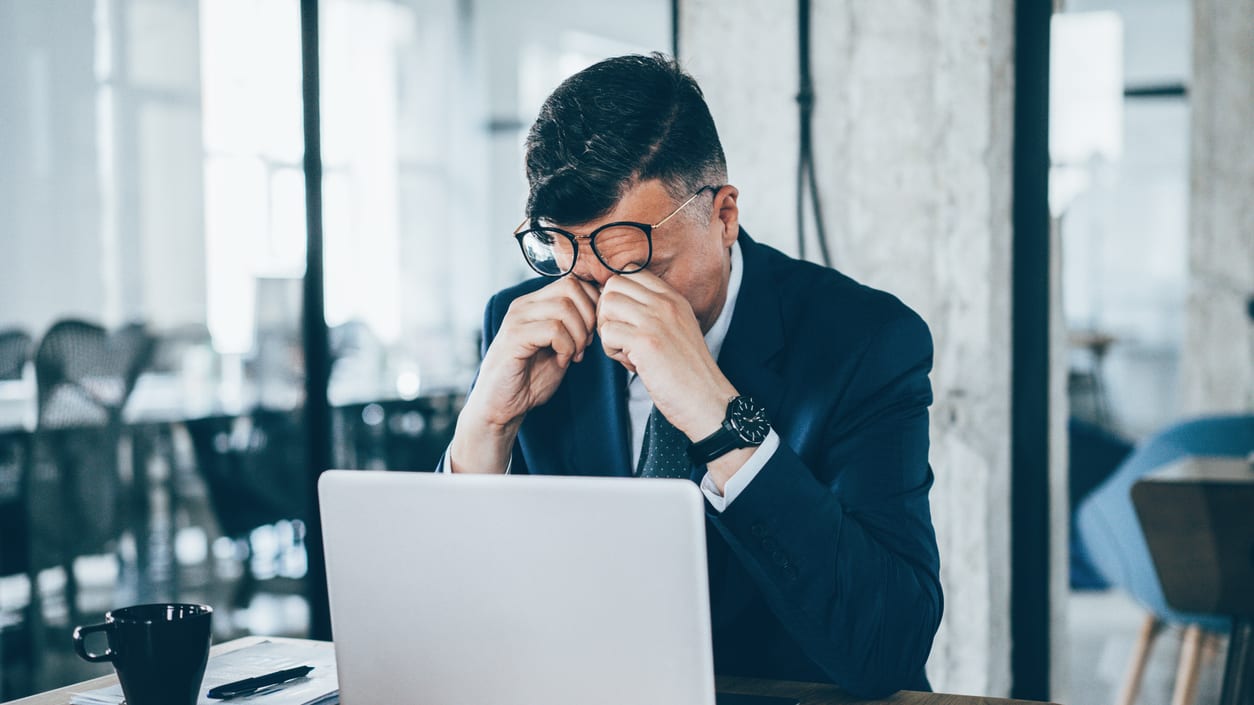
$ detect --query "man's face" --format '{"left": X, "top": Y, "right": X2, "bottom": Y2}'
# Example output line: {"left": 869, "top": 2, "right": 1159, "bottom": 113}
{"left": 556, "top": 179, "right": 739, "bottom": 333}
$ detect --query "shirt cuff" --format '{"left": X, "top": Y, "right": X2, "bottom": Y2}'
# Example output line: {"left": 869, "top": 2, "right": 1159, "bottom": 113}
{"left": 699, "top": 429, "right": 780, "bottom": 512}
{"left": 437, "top": 447, "right": 512, "bottom": 474}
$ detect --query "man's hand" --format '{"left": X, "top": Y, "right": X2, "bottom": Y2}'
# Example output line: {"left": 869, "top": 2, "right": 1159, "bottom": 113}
{"left": 596, "top": 270, "right": 737, "bottom": 443}
{"left": 449, "top": 277, "right": 599, "bottom": 473}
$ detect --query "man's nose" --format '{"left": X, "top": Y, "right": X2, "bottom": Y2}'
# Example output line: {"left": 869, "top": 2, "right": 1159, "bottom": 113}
{"left": 571, "top": 254, "right": 616, "bottom": 288}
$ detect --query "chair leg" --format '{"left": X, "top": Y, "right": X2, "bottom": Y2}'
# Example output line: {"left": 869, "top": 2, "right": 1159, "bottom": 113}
{"left": 1172, "top": 624, "right": 1204, "bottom": 705}
{"left": 1202, "top": 630, "right": 1225, "bottom": 665}
{"left": 63, "top": 557, "right": 80, "bottom": 625}
{"left": 1220, "top": 618, "right": 1253, "bottom": 705}
{"left": 1117, "top": 614, "right": 1166, "bottom": 705}
{"left": 25, "top": 570, "right": 44, "bottom": 682}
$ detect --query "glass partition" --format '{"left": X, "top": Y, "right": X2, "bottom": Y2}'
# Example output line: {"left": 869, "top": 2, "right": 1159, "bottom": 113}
{"left": 0, "top": 0, "right": 671, "bottom": 697}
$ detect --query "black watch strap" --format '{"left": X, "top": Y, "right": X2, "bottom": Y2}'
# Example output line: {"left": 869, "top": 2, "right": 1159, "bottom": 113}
{"left": 687, "top": 396, "right": 770, "bottom": 465}
{"left": 687, "top": 422, "right": 743, "bottom": 465}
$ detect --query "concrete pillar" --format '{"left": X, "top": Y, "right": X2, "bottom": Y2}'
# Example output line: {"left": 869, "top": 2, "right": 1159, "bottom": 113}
{"left": 681, "top": 1, "right": 1051, "bottom": 696}
{"left": 1182, "top": 0, "right": 1254, "bottom": 414}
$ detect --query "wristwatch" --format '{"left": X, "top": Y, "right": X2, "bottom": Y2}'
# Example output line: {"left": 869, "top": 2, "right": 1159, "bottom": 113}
{"left": 687, "top": 395, "right": 771, "bottom": 465}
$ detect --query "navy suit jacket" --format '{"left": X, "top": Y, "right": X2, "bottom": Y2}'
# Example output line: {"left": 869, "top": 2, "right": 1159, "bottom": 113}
{"left": 472, "top": 230, "right": 942, "bottom": 698}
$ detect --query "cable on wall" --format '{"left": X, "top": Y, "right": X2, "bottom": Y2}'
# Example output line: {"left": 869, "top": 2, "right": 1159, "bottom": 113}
{"left": 796, "top": 0, "right": 833, "bottom": 267}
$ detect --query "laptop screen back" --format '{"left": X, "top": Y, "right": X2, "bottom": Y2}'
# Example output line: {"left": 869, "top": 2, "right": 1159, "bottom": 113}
{"left": 318, "top": 470, "right": 716, "bottom": 705}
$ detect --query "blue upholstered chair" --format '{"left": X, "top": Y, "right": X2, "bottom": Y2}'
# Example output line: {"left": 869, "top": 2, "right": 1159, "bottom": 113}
{"left": 1076, "top": 414, "right": 1254, "bottom": 705}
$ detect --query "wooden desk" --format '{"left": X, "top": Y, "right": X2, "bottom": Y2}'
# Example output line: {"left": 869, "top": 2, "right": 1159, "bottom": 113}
{"left": 1133, "top": 455, "right": 1254, "bottom": 705}
{"left": 3, "top": 637, "right": 1051, "bottom": 705}
{"left": 713, "top": 676, "right": 1052, "bottom": 704}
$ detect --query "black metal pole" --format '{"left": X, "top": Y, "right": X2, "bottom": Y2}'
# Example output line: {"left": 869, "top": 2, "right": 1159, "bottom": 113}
{"left": 1123, "top": 82, "right": 1188, "bottom": 99}
{"left": 671, "top": 0, "right": 680, "bottom": 58}
{"left": 1220, "top": 618, "right": 1253, "bottom": 705}
{"left": 299, "top": 0, "right": 333, "bottom": 642}
{"left": 795, "top": 0, "right": 810, "bottom": 261}
{"left": 1011, "top": 0, "right": 1053, "bottom": 700}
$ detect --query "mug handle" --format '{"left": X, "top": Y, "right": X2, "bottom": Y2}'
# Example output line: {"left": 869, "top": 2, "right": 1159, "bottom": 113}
{"left": 72, "top": 623, "right": 113, "bottom": 663}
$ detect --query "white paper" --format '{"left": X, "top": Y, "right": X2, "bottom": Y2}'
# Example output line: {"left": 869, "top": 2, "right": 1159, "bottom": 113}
{"left": 70, "top": 640, "right": 338, "bottom": 705}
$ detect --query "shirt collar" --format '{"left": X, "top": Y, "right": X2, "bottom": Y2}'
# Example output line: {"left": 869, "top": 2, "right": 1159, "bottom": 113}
{"left": 703, "top": 239, "right": 743, "bottom": 363}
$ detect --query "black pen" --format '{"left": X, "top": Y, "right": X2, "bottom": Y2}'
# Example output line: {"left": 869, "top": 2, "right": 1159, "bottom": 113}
{"left": 206, "top": 665, "right": 314, "bottom": 699}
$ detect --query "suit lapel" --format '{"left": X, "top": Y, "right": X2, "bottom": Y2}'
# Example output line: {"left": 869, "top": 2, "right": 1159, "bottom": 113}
{"left": 716, "top": 230, "right": 787, "bottom": 419}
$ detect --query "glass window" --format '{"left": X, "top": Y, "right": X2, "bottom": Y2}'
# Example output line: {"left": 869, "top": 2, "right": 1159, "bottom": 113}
{"left": 0, "top": 0, "right": 671, "bottom": 697}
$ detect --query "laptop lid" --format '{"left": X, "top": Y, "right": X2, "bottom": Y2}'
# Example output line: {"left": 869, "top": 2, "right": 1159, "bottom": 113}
{"left": 318, "top": 470, "right": 716, "bottom": 705}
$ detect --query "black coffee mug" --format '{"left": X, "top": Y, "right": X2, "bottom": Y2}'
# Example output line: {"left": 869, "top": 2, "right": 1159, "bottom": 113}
{"left": 73, "top": 603, "right": 213, "bottom": 705}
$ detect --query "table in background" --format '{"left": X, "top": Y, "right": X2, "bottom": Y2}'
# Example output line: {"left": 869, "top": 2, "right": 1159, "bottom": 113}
{"left": 1133, "top": 456, "right": 1254, "bottom": 705}
{"left": 2, "top": 372, "right": 462, "bottom": 589}
{"left": 3, "top": 636, "right": 1055, "bottom": 705}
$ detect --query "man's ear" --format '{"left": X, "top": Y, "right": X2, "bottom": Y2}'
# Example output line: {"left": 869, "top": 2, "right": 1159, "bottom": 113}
{"left": 714, "top": 185, "right": 740, "bottom": 247}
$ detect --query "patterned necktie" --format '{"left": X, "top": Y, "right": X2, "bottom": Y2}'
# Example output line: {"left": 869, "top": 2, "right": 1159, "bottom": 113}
{"left": 636, "top": 405, "right": 693, "bottom": 479}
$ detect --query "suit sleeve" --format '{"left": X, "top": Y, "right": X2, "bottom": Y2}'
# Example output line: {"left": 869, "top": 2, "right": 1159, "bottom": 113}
{"left": 708, "top": 309, "right": 941, "bottom": 698}
{"left": 435, "top": 293, "right": 532, "bottom": 475}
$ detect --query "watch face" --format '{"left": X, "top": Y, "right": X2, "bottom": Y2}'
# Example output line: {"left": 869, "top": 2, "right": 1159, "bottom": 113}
{"left": 727, "top": 396, "right": 770, "bottom": 444}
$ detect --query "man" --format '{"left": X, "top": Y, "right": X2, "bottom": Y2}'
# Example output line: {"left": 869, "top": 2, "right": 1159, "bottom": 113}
{"left": 445, "top": 53, "right": 941, "bottom": 698}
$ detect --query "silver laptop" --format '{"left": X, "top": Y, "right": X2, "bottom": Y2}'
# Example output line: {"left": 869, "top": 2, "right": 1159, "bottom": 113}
{"left": 318, "top": 470, "right": 717, "bottom": 705}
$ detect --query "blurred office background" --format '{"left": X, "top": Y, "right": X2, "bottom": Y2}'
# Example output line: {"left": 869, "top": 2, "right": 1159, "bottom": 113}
{"left": 0, "top": 0, "right": 670, "bottom": 698}
{"left": 0, "top": 1, "right": 1249, "bottom": 703}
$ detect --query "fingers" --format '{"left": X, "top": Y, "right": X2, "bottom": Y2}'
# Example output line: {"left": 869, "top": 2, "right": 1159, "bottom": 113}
{"left": 598, "top": 271, "right": 688, "bottom": 317}
{"left": 615, "top": 267, "right": 674, "bottom": 296}
{"left": 596, "top": 272, "right": 703, "bottom": 379}
{"left": 596, "top": 288, "right": 650, "bottom": 330}
{"left": 557, "top": 276, "right": 600, "bottom": 338}
{"left": 597, "top": 320, "right": 637, "bottom": 374}
{"left": 513, "top": 305, "right": 587, "bottom": 364}
{"left": 508, "top": 318, "right": 580, "bottom": 366}
{"left": 505, "top": 280, "right": 599, "bottom": 362}
{"left": 594, "top": 281, "right": 643, "bottom": 375}
{"left": 570, "top": 276, "right": 602, "bottom": 308}
{"left": 598, "top": 274, "right": 690, "bottom": 331}
{"left": 599, "top": 272, "right": 653, "bottom": 306}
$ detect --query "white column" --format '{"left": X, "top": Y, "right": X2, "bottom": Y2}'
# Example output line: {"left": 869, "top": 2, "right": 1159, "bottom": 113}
{"left": 681, "top": 1, "right": 1023, "bottom": 695}
{"left": 1182, "top": 0, "right": 1254, "bottom": 414}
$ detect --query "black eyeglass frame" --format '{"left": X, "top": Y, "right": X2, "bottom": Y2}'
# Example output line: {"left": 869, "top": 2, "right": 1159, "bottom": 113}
{"left": 513, "top": 185, "right": 720, "bottom": 278}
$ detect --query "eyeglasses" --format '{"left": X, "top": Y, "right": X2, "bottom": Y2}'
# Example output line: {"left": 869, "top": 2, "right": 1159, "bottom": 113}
{"left": 513, "top": 185, "right": 718, "bottom": 278}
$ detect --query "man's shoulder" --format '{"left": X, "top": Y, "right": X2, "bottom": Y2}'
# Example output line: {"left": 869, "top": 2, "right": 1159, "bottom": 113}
{"left": 744, "top": 236, "right": 930, "bottom": 346}
{"left": 483, "top": 276, "right": 551, "bottom": 329}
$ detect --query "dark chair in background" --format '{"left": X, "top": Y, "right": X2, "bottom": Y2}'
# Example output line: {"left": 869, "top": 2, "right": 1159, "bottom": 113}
{"left": 187, "top": 409, "right": 308, "bottom": 605}
{"left": 30, "top": 319, "right": 154, "bottom": 623}
{"left": 329, "top": 319, "right": 382, "bottom": 364}
{"left": 1068, "top": 330, "right": 1117, "bottom": 430}
{"left": 0, "top": 328, "right": 36, "bottom": 698}
{"left": 332, "top": 395, "right": 462, "bottom": 472}
{"left": 1134, "top": 455, "right": 1254, "bottom": 705}
{"left": 326, "top": 318, "right": 461, "bottom": 471}
{"left": 327, "top": 319, "right": 386, "bottom": 409}
{"left": 1069, "top": 417, "right": 1133, "bottom": 590}
{"left": 0, "top": 426, "right": 37, "bottom": 699}
{"left": 147, "top": 323, "right": 213, "bottom": 374}
{"left": 0, "top": 330, "right": 32, "bottom": 381}
{"left": 128, "top": 322, "right": 215, "bottom": 598}
{"left": 1077, "top": 415, "right": 1254, "bottom": 705}
{"left": 34, "top": 320, "right": 154, "bottom": 426}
